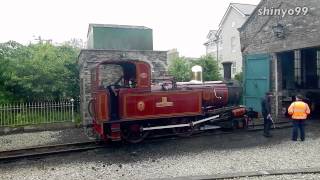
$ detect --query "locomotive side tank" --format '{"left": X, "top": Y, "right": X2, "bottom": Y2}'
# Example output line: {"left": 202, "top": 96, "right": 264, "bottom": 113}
{"left": 174, "top": 64, "right": 242, "bottom": 108}
{"left": 175, "top": 82, "right": 242, "bottom": 108}
{"left": 88, "top": 59, "right": 256, "bottom": 143}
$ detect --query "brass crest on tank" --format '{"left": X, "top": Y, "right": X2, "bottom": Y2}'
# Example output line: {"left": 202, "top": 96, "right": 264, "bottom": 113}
{"left": 137, "top": 101, "right": 145, "bottom": 111}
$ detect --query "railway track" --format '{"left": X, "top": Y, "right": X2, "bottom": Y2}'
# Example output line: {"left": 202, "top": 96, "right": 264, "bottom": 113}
{"left": 0, "top": 121, "right": 293, "bottom": 162}
{"left": 247, "top": 120, "right": 292, "bottom": 131}
{"left": 143, "top": 120, "right": 293, "bottom": 143}
{"left": 0, "top": 141, "right": 105, "bottom": 162}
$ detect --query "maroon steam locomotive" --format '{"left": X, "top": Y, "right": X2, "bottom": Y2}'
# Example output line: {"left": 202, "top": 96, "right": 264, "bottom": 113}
{"left": 88, "top": 60, "right": 257, "bottom": 143}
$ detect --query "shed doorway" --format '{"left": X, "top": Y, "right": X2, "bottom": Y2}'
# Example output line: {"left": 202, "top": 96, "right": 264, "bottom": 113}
{"left": 278, "top": 47, "right": 320, "bottom": 117}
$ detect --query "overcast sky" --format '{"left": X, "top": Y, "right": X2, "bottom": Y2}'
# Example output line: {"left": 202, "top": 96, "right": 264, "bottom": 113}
{"left": 0, "top": 0, "right": 260, "bottom": 57}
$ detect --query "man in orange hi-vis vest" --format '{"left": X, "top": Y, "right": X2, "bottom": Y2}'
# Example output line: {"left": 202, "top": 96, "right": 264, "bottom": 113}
{"left": 288, "top": 94, "right": 310, "bottom": 141}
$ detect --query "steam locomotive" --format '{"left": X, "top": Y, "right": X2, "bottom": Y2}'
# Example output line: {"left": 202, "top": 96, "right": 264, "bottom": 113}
{"left": 88, "top": 60, "right": 257, "bottom": 143}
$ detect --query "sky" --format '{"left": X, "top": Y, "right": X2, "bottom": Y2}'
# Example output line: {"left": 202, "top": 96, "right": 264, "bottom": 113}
{"left": 0, "top": 0, "right": 260, "bottom": 57}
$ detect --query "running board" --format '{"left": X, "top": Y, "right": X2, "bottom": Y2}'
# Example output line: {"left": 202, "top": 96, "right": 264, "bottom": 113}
{"left": 142, "top": 115, "right": 219, "bottom": 131}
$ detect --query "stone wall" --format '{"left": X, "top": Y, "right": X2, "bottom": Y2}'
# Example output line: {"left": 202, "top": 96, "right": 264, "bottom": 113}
{"left": 240, "top": 0, "right": 320, "bottom": 55}
{"left": 240, "top": 0, "right": 320, "bottom": 118}
{"left": 78, "top": 49, "right": 167, "bottom": 125}
{"left": 269, "top": 53, "right": 284, "bottom": 117}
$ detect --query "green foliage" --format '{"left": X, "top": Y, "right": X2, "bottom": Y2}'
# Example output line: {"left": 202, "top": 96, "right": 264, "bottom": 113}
{"left": 168, "top": 57, "right": 191, "bottom": 82}
{"left": 1, "top": 110, "right": 81, "bottom": 127}
{"left": 2, "top": 111, "right": 74, "bottom": 127}
{"left": 234, "top": 72, "right": 243, "bottom": 84}
{"left": 0, "top": 41, "right": 80, "bottom": 103}
{"left": 168, "top": 55, "right": 222, "bottom": 82}
{"left": 191, "top": 55, "right": 221, "bottom": 81}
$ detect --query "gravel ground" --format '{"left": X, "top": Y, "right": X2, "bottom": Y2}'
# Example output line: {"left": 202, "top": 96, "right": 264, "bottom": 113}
{"left": 0, "top": 128, "right": 91, "bottom": 151}
{"left": 0, "top": 120, "right": 320, "bottom": 180}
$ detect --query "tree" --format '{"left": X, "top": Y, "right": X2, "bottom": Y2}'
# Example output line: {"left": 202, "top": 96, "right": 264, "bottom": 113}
{"left": 191, "top": 55, "right": 221, "bottom": 81}
{"left": 0, "top": 41, "right": 80, "bottom": 103}
{"left": 0, "top": 41, "right": 29, "bottom": 103}
{"left": 63, "top": 38, "right": 85, "bottom": 49}
{"left": 234, "top": 72, "right": 243, "bottom": 84}
{"left": 168, "top": 55, "right": 222, "bottom": 82}
{"left": 168, "top": 57, "right": 191, "bottom": 82}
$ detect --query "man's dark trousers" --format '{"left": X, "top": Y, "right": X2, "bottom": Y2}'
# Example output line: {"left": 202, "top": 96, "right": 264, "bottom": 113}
{"left": 292, "top": 120, "right": 305, "bottom": 141}
{"left": 263, "top": 116, "right": 272, "bottom": 136}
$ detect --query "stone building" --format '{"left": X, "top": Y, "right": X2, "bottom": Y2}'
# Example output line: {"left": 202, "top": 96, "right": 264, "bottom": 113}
{"left": 167, "top": 48, "right": 179, "bottom": 66}
{"left": 78, "top": 24, "right": 167, "bottom": 124}
{"left": 204, "top": 3, "right": 256, "bottom": 77}
{"left": 240, "top": 0, "right": 320, "bottom": 118}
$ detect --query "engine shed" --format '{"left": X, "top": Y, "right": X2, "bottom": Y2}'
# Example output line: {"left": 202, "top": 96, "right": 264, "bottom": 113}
{"left": 240, "top": 0, "right": 320, "bottom": 118}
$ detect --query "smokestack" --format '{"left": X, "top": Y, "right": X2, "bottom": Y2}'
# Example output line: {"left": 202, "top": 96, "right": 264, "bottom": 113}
{"left": 222, "top": 61, "right": 232, "bottom": 81}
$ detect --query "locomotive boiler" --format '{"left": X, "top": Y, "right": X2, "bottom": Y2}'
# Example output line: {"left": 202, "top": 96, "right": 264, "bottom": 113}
{"left": 88, "top": 60, "right": 256, "bottom": 143}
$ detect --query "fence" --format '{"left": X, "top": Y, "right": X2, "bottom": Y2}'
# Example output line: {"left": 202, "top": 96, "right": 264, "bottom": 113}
{"left": 0, "top": 99, "right": 79, "bottom": 127}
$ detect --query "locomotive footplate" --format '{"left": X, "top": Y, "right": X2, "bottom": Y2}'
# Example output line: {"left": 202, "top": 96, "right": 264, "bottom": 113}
{"left": 141, "top": 106, "right": 253, "bottom": 132}
{"left": 142, "top": 115, "right": 220, "bottom": 131}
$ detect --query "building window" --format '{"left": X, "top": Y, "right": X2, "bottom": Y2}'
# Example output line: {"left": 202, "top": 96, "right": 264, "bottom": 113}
{"left": 231, "top": 37, "right": 236, "bottom": 53}
{"left": 294, "top": 50, "right": 302, "bottom": 86}
{"left": 206, "top": 43, "right": 217, "bottom": 55}
{"left": 232, "top": 21, "right": 236, "bottom": 27}
{"left": 232, "top": 61, "right": 236, "bottom": 74}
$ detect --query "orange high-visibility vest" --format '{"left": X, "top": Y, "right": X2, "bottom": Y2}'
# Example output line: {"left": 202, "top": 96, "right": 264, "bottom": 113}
{"left": 288, "top": 101, "right": 310, "bottom": 120}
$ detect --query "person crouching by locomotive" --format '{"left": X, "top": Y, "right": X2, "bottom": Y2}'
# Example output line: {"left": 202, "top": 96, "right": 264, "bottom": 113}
{"left": 288, "top": 94, "right": 310, "bottom": 141}
{"left": 261, "top": 92, "right": 273, "bottom": 138}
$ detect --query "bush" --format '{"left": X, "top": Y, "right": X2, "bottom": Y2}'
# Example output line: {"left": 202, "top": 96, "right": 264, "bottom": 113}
{"left": 168, "top": 57, "right": 191, "bottom": 82}
{"left": 234, "top": 72, "right": 243, "bottom": 84}
{"left": 0, "top": 41, "right": 80, "bottom": 102}
{"left": 191, "top": 55, "right": 221, "bottom": 81}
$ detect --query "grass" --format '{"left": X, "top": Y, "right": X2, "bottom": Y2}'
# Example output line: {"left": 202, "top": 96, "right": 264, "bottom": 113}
{"left": 0, "top": 110, "right": 81, "bottom": 127}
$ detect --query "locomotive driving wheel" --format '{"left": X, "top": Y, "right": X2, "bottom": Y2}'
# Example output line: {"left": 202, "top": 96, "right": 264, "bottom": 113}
{"left": 121, "top": 124, "right": 150, "bottom": 143}
{"left": 172, "top": 118, "right": 193, "bottom": 137}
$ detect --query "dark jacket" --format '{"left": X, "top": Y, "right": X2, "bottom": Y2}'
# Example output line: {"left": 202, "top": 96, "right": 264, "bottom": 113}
{"left": 261, "top": 97, "right": 271, "bottom": 118}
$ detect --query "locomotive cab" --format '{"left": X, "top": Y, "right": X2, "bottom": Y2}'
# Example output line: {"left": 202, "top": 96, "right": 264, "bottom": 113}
{"left": 90, "top": 60, "right": 151, "bottom": 121}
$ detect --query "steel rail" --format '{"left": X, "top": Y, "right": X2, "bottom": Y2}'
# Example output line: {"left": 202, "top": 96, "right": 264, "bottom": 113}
{"left": 0, "top": 121, "right": 293, "bottom": 162}
{"left": 247, "top": 121, "right": 292, "bottom": 131}
{"left": 0, "top": 141, "right": 104, "bottom": 162}
{"left": 143, "top": 121, "right": 293, "bottom": 143}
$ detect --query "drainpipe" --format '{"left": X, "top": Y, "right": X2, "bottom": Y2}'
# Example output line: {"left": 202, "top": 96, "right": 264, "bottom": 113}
{"left": 215, "top": 34, "right": 219, "bottom": 62}
{"left": 274, "top": 54, "right": 279, "bottom": 118}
